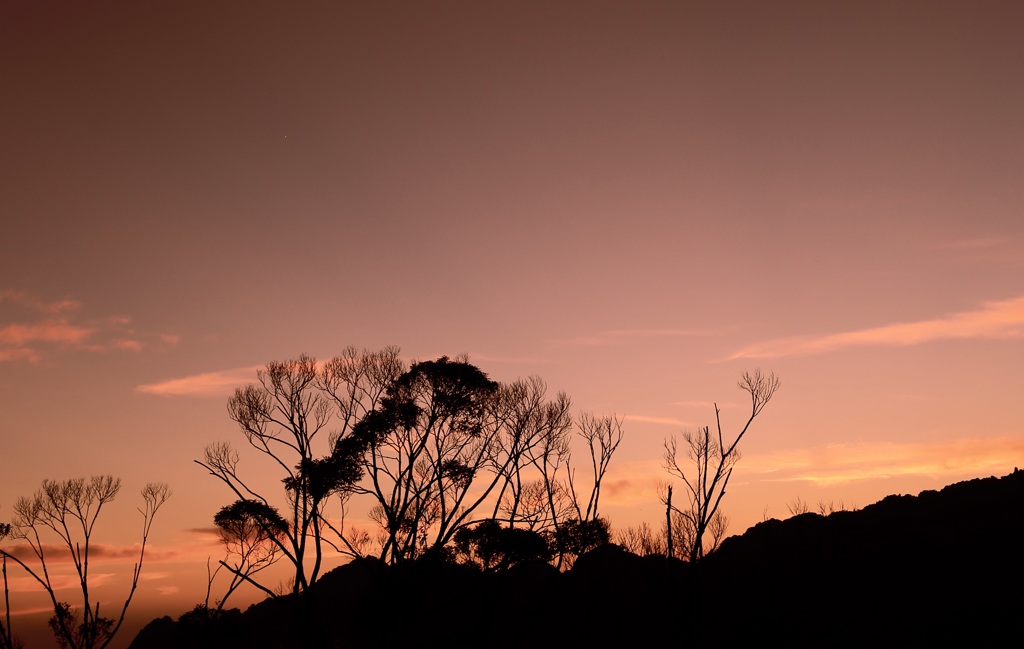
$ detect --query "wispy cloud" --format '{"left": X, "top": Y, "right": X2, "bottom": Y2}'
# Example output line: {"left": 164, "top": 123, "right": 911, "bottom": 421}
{"left": 136, "top": 366, "right": 261, "bottom": 397}
{"left": 728, "top": 295, "right": 1024, "bottom": 359}
{"left": 466, "top": 353, "right": 551, "bottom": 365}
{"left": 555, "top": 328, "right": 718, "bottom": 347}
{"left": 111, "top": 338, "right": 145, "bottom": 352}
{"left": 1, "top": 542, "right": 155, "bottom": 564}
{"left": 932, "top": 237, "right": 1007, "bottom": 250}
{"left": 0, "top": 347, "right": 42, "bottom": 363}
{"left": 139, "top": 571, "right": 172, "bottom": 581}
{"left": 139, "top": 351, "right": 410, "bottom": 398}
{"left": 599, "top": 436, "right": 1024, "bottom": 508}
{"left": 742, "top": 436, "right": 1024, "bottom": 486}
{"left": 0, "top": 290, "right": 176, "bottom": 362}
{"left": 931, "top": 236, "right": 1022, "bottom": 267}
{"left": 623, "top": 414, "right": 691, "bottom": 427}
{"left": 3, "top": 573, "right": 117, "bottom": 595}
{"left": 669, "top": 400, "right": 742, "bottom": 410}
{"left": 0, "top": 289, "right": 82, "bottom": 314}
{"left": 598, "top": 460, "right": 665, "bottom": 506}
{"left": 0, "top": 320, "right": 95, "bottom": 346}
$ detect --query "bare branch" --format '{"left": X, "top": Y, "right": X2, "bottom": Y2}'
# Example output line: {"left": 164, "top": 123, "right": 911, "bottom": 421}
{"left": 661, "top": 371, "right": 779, "bottom": 561}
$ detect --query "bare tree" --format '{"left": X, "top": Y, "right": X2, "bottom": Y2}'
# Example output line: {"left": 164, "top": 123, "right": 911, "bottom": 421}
{"left": 0, "top": 518, "right": 19, "bottom": 649}
{"left": 817, "top": 499, "right": 855, "bottom": 515}
{"left": 347, "top": 356, "right": 624, "bottom": 566}
{"left": 206, "top": 500, "right": 289, "bottom": 610}
{"left": 663, "top": 370, "right": 780, "bottom": 562}
{"left": 615, "top": 522, "right": 666, "bottom": 557}
{"left": 520, "top": 392, "right": 575, "bottom": 552}
{"left": 490, "top": 377, "right": 574, "bottom": 534}
{"left": 200, "top": 348, "right": 627, "bottom": 573}
{"left": 196, "top": 348, "right": 404, "bottom": 594}
{"left": 567, "top": 413, "right": 624, "bottom": 523}
{"left": 499, "top": 479, "right": 568, "bottom": 532}
{"left": 353, "top": 356, "right": 516, "bottom": 562}
{"left": 0, "top": 477, "right": 170, "bottom": 649}
{"left": 787, "top": 496, "right": 810, "bottom": 516}
{"left": 491, "top": 405, "right": 625, "bottom": 569}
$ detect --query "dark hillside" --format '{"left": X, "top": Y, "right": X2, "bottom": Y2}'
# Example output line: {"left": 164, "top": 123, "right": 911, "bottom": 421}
{"left": 131, "top": 470, "right": 1024, "bottom": 648}
{"left": 698, "top": 469, "right": 1024, "bottom": 644}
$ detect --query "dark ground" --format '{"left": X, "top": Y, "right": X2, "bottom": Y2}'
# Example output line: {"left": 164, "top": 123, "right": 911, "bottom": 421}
{"left": 131, "top": 470, "right": 1024, "bottom": 648}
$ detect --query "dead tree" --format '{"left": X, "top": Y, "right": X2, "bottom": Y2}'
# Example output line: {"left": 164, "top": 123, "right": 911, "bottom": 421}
{"left": 663, "top": 370, "right": 779, "bottom": 562}
{"left": 1, "top": 477, "right": 169, "bottom": 649}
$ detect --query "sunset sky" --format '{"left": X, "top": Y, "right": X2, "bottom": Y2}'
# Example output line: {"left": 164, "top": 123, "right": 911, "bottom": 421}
{"left": 2, "top": 1, "right": 1022, "bottom": 645}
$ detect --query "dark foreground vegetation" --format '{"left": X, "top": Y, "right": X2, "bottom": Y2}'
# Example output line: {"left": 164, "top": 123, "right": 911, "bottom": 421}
{"left": 132, "top": 469, "right": 1024, "bottom": 648}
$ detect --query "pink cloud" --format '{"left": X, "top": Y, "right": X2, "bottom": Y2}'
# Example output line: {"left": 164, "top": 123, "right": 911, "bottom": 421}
{"left": 0, "top": 290, "right": 168, "bottom": 362}
{"left": 0, "top": 290, "right": 81, "bottom": 313}
{"left": 1, "top": 542, "right": 153, "bottom": 564}
{"left": 669, "top": 400, "right": 742, "bottom": 410}
{"left": 623, "top": 414, "right": 691, "bottom": 427}
{"left": 0, "top": 320, "right": 95, "bottom": 346}
{"left": 2, "top": 572, "right": 115, "bottom": 595}
{"left": 593, "top": 460, "right": 666, "bottom": 507}
{"left": 0, "top": 347, "right": 39, "bottom": 362}
{"left": 932, "top": 237, "right": 1007, "bottom": 250}
{"left": 111, "top": 339, "right": 145, "bottom": 352}
{"left": 728, "top": 295, "right": 1024, "bottom": 359}
{"left": 136, "top": 366, "right": 261, "bottom": 397}
{"left": 466, "top": 352, "right": 550, "bottom": 365}
{"left": 930, "top": 237, "right": 1022, "bottom": 267}
{"left": 47, "top": 299, "right": 83, "bottom": 313}
{"left": 557, "top": 327, "right": 719, "bottom": 347}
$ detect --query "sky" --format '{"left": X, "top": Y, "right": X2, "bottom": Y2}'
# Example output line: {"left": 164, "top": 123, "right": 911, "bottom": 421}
{"left": 2, "top": 0, "right": 1023, "bottom": 645}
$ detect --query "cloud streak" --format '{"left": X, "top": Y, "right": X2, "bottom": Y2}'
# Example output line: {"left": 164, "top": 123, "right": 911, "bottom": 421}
{"left": 0, "top": 290, "right": 82, "bottom": 314}
{"left": 598, "top": 436, "right": 1024, "bottom": 508}
{"left": 742, "top": 436, "right": 1024, "bottom": 486}
{"left": 0, "top": 290, "right": 176, "bottom": 362}
{"left": 933, "top": 237, "right": 1006, "bottom": 250}
{"left": 0, "top": 320, "right": 95, "bottom": 347}
{"left": 136, "top": 366, "right": 261, "bottom": 397}
{"left": 623, "top": 414, "right": 691, "bottom": 427}
{"left": 3, "top": 573, "right": 117, "bottom": 595}
{"left": 1, "top": 542, "right": 159, "bottom": 564}
{"left": 555, "top": 327, "right": 720, "bottom": 347}
{"left": 728, "top": 295, "right": 1024, "bottom": 359}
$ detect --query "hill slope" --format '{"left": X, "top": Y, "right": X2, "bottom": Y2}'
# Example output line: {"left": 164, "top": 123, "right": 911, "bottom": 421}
{"left": 131, "top": 470, "right": 1024, "bottom": 648}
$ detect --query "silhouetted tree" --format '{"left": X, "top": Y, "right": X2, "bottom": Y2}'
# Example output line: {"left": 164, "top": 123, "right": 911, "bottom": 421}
{"left": 567, "top": 413, "right": 624, "bottom": 523}
{"left": 452, "top": 519, "right": 552, "bottom": 570}
{"left": 0, "top": 477, "right": 170, "bottom": 649}
{"left": 207, "top": 500, "right": 289, "bottom": 609}
{"left": 787, "top": 496, "right": 810, "bottom": 516}
{"left": 350, "top": 357, "right": 623, "bottom": 565}
{"left": 500, "top": 381, "right": 576, "bottom": 549}
{"left": 196, "top": 348, "right": 403, "bottom": 594}
{"left": 353, "top": 356, "right": 508, "bottom": 562}
{"left": 615, "top": 522, "right": 666, "bottom": 557}
{"left": 662, "top": 370, "right": 779, "bottom": 561}
{"left": 547, "top": 517, "right": 610, "bottom": 567}
{"left": 317, "top": 347, "right": 406, "bottom": 555}
{"left": 496, "top": 401, "right": 623, "bottom": 568}
{"left": 489, "top": 376, "right": 573, "bottom": 531}
{"left": 200, "top": 348, "right": 626, "bottom": 579}
{"left": 0, "top": 518, "right": 18, "bottom": 649}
